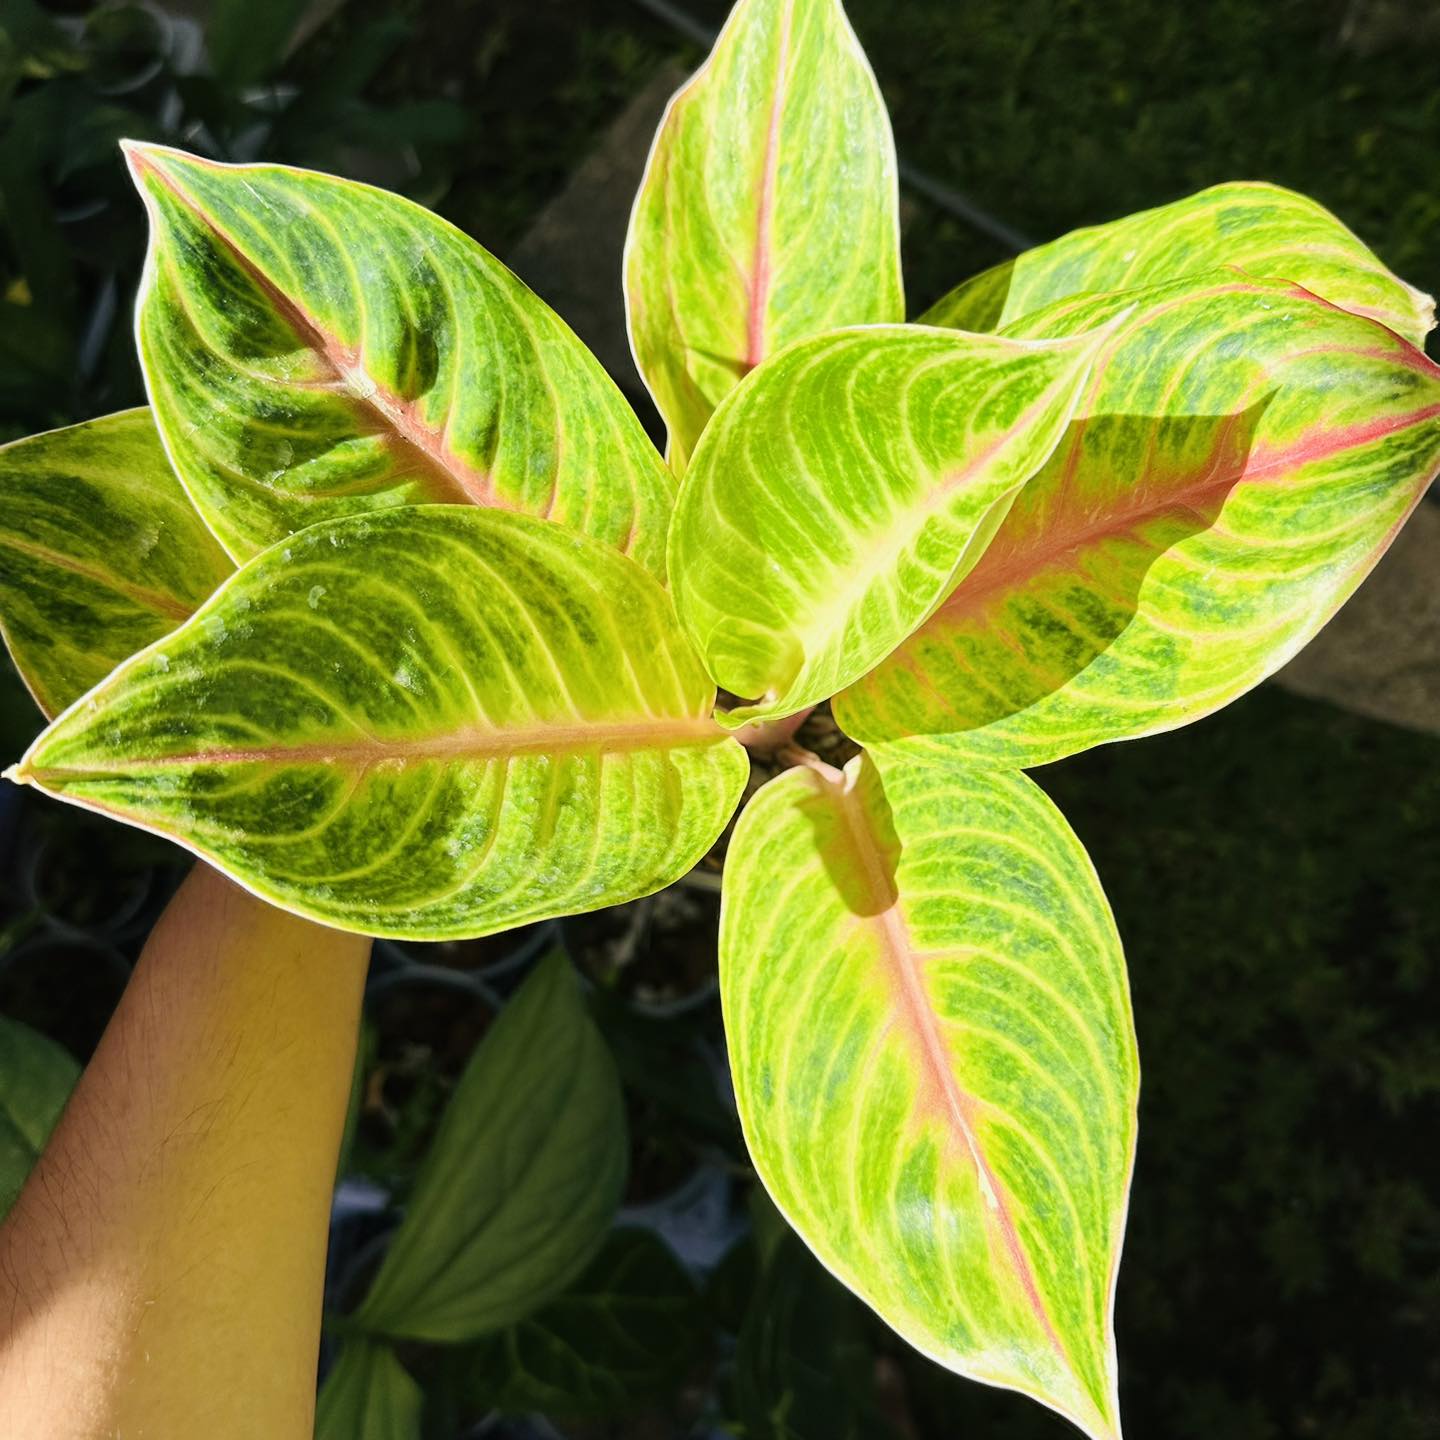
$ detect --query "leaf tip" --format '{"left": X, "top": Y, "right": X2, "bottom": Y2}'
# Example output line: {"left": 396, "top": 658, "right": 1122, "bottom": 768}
{"left": 119, "top": 139, "right": 198, "bottom": 199}
{"left": 118, "top": 136, "right": 159, "bottom": 180}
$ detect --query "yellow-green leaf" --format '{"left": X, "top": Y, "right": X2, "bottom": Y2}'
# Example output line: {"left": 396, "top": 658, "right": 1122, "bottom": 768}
{"left": 0, "top": 408, "right": 233, "bottom": 719}
{"left": 126, "top": 143, "right": 675, "bottom": 574}
{"left": 670, "top": 323, "right": 1110, "bottom": 728}
{"left": 8, "top": 508, "right": 747, "bottom": 939}
{"left": 315, "top": 1340, "right": 422, "bottom": 1440}
{"left": 356, "top": 951, "right": 625, "bottom": 1340}
{"left": 837, "top": 275, "right": 1440, "bottom": 767}
{"left": 922, "top": 181, "right": 1435, "bottom": 350}
{"left": 625, "top": 0, "right": 902, "bottom": 473}
{"left": 721, "top": 746, "right": 1136, "bottom": 1440}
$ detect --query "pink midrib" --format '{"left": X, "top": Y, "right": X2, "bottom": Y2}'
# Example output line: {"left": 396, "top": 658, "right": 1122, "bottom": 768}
{"left": 133, "top": 150, "right": 503, "bottom": 511}
{"left": 937, "top": 389, "right": 1440, "bottom": 623}
{"left": 829, "top": 773, "right": 1073, "bottom": 1368}
{"left": 0, "top": 530, "right": 196, "bottom": 621}
{"left": 25, "top": 714, "right": 726, "bottom": 780}
{"left": 743, "top": 0, "right": 792, "bottom": 372}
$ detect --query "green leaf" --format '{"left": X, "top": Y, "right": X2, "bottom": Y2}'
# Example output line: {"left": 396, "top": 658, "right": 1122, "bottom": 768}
{"left": 836, "top": 274, "right": 1440, "bottom": 767}
{"left": 9, "top": 507, "right": 748, "bottom": 939}
{"left": 670, "top": 323, "right": 1110, "bottom": 728}
{"left": 315, "top": 1339, "right": 423, "bottom": 1440}
{"left": 0, "top": 409, "right": 234, "bottom": 719}
{"left": 464, "top": 1228, "right": 702, "bottom": 1418}
{"left": 205, "top": 0, "right": 308, "bottom": 86}
{"left": 125, "top": 143, "right": 675, "bottom": 574}
{"left": 0, "top": 1016, "right": 79, "bottom": 1220}
{"left": 721, "top": 746, "right": 1137, "bottom": 1440}
{"left": 355, "top": 951, "right": 626, "bottom": 1341}
{"left": 731, "top": 1230, "right": 893, "bottom": 1440}
{"left": 922, "top": 181, "right": 1435, "bottom": 350}
{"left": 625, "top": 0, "right": 902, "bottom": 473}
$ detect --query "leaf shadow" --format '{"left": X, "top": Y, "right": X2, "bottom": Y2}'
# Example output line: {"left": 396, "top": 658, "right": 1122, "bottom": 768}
{"left": 906, "top": 392, "right": 1279, "bottom": 737}
{"left": 795, "top": 756, "right": 901, "bottom": 921}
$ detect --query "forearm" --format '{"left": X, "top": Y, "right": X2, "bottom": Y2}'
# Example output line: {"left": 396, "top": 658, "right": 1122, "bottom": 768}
{"left": 0, "top": 864, "right": 369, "bottom": 1439}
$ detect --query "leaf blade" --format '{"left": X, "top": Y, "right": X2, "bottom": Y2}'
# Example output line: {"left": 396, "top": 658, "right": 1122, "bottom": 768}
{"left": 0, "top": 1016, "right": 79, "bottom": 1221}
{"left": 721, "top": 748, "right": 1136, "bottom": 1440}
{"left": 127, "top": 143, "right": 675, "bottom": 573}
{"left": 315, "top": 1340, "right": 423, "bottom": 1440}
{"left": 11, "top": 507, "right": 748, "bottom": 939}
{"left": 670, "top": 324, "right": 1110, "bottom": 726}
{"left": 837, "top": 275, "right": 1440, "bottom": 765}
{"left": 0, "top": 408, "right": 234, "bottom": 718}
{"left": 463, "top": 1228, "right": 702, "bottom": 1418}
{"left": 923, "top": 181, "right": 1435, "bottom": 349}
{"left": 625, "top": 0, "right": 903, "bottom": 472}
{"left": 355, "top": 951, "right": 626, "bottom": 1340}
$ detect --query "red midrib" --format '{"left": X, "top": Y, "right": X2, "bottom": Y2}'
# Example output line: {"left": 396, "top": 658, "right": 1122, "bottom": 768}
{"left": 938, "top": 394, "right": 1440, "bottom": 622}
{"left": 132, "top": 149, "right": 502, "bottom": 511}
{"left": 27, "top": 714, "right": 726, "bottom": 779}
{"left": 830, "top": 773, "right": 1072, "bottom": 1366}
{"left": 743, "top": 0, "right": 792, "bottom": 372}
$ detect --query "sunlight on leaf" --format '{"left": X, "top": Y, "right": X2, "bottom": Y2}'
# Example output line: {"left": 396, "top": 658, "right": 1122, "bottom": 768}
{"left": 127, "top": 144, "right": 675, "bottom": 574}
{"left": 923, "top": 181, "right": 1435, "bottom": 349}
{"left": 11, "top": 508, "right": 747, "bottom": 938}
{"left": 671, "top": 322, "right": 1111, "bottom": 727}
{"left": 625, "top": 0, "right": 902, "bottom": 473}
{"left": 837, "top": 274, "right": 1440, "bottom": 766}
{"left": 721, "top": 746, "right": 1136, "bottom": 1440}
{"left": 0, "top": 408, "right": 233, "bottom": 719}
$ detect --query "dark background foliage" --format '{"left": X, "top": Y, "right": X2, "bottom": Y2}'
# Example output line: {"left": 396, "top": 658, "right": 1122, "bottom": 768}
{"left": 1, "top": 0, "right": 1438, "bottom": 1436}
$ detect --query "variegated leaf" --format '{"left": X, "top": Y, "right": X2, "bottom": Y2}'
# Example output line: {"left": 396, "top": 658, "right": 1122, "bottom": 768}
{"left": 722, "top": 744, "right": 1136, "bottom": 1440}
{"left": 0, "top": 409, "right": 233, "bottom": 719}
{"left": 922, "top": 181, "right": 1434, "bottom": 349}
{"left": 836, "top": 275, "right": 1440, "bottom": 767}
{"left": 126, "top": 143, "right": 675, "bottom": 573}
{"left": 625, "top": 0, "right": 902, "bottom": 473}
{"left": 670, "top": 323, "right": 1111, "bottom": 728}
{"left": 8, "top": 508, "right": 747, "bottom": 939}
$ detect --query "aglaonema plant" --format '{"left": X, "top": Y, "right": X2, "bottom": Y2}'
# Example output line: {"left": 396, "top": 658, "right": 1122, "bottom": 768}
{"left": 1, "top": 0, "right": 1437, "bottom": 1432}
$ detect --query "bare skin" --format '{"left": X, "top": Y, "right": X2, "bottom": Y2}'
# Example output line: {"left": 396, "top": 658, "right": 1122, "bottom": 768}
{"left": 0, "top": 864, "right": 369, "bottom": 1439}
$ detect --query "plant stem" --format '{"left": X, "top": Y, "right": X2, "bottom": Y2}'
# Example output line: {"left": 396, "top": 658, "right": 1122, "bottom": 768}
{"left": 733, "top": 705, "right": 815, "bottom": 755}
{"left": 776, "top": 740, "right": 845, "bottom": 785}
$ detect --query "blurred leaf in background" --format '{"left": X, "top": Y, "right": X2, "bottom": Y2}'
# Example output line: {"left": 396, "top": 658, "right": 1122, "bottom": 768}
{"left": 0, "top": 1013, "right": 78, "bottom": 1219}
{"left": 455, "top": 1228, "right": 704, "bottom": 1420}
{"left": 316, "top": 1337, "right": 424, "bottom": 1440}
{"left": 353, "top": 951, "right": 627, "bottom": 1343}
